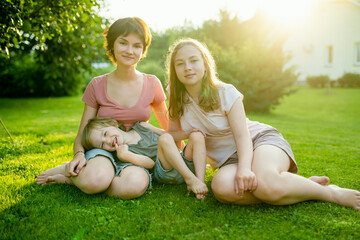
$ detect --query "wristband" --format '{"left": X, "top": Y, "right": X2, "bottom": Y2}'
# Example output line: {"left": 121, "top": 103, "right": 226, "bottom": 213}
{"left": 74, "top": 150, "right": 85, "bottom": 157}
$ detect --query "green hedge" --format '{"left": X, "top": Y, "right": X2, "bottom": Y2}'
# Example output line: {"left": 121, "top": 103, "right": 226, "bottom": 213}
{"left": 338, "top": 73, "right": 360, "bottom": 88}
{"left": 306, "top": 75, "right": 329, "bottom": 88}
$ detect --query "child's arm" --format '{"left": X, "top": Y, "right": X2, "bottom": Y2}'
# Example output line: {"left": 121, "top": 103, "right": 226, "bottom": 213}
{"left": 115, "top": 144, "right": 155, "bottom": 169}
{"left": 140, "top": 122, "right": 205, "bottom": 141}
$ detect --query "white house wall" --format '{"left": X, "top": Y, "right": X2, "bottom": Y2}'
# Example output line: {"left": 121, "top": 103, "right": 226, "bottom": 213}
{"left": 283, "top": 0, "right": 360, "bottom": 82}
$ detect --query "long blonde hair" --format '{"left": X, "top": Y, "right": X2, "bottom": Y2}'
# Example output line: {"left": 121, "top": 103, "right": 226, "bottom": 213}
{"left": 166, "top": 38, "right": 220, "bottom": 120}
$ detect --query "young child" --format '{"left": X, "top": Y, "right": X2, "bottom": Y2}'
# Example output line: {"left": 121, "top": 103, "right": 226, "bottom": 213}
{"left": 38, "top": 117, "right": 208, "bottom": 199}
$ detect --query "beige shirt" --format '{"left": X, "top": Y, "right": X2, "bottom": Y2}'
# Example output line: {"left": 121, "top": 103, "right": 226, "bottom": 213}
{"left": 180, "top": 82, "right": 274, "bottom": 168}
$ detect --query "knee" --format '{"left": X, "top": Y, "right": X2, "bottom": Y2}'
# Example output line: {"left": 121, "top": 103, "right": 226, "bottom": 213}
{"left": 158, "top": 133, "right": 174, "bottom": 146}
{"left": 124, "top": 171, "right": 149, "bottom": 198}
{"left": 188, "top": 131, "right": 204, "bottom": 143}
{"left": 211, "top": 172, "right": 237, "bottom": 203}
{"left": 76, "top": 168, "right": 114, "bottom": 195}
{"left": 108, "top": 167, "right": 149, "bottom": 199}
{"left": 253, "top": 173, "right": 286, "bottom": 203}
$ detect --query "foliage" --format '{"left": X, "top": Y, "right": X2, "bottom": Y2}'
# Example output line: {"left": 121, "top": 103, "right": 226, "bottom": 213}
{"left": 138, "top": 61, "right": 167, "bottom": 85}
{"left": 0, "top": 0, "right": 108, "bottom": 97}
{"left": 143, "top": 11, "right": 297, "bottom": 112}
{"left": 1, "top": 88, "right": 360, "bottom": 239}
{"left": 200, "top": 11, "right": 297, "bottom": 112}
{"left": 1, "top": 6, "right": 297, "bottom": 111}
{"left": 0, "top": 0, "right": 101, "bottom": 57}
{"left": 306, "top": 75, "right": 330, "bottom": 88}
{"left": 337, "top": 73, "right": 360, "bottom": 88}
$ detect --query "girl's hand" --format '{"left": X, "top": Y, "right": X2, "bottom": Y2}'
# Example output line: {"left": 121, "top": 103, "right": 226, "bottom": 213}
{"left": 67, "top": 153, "right": 86, "bottom": 177}
{"left": 188, "top": 129, "right": 206, "bottom": 138}
{"left": 115, "top": 143, "right": 129, "bottom": 160}
{"left": 234, "top": 168, "right": 258, "bottom": 197}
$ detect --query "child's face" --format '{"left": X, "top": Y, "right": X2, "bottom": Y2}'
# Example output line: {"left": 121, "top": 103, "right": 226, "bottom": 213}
{"left": 174, "top": 45, "right": 205, "bottom": 88}
{"left": 89, "top": 126, "right": 124, "bottom": 151}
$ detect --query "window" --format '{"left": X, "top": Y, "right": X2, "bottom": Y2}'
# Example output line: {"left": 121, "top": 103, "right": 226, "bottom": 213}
{"left": 325, "top": 45, "right": 333, "bottom": 66}
{"left": 355, "top": 42, "right": 360, "bottom": 65}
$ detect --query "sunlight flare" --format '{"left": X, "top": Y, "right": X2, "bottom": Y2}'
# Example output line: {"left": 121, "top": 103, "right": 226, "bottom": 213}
{"left": 257, "top": 0, "right": 317, "bottom": 26}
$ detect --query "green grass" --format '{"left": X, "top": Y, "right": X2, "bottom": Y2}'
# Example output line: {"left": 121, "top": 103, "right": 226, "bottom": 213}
{"left": 0, "top": 87, "right": 359, "bottom": 239}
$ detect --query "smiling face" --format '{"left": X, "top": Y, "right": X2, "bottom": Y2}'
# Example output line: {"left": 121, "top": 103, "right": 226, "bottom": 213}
{"left": 113, "top": 33, "right": 144, "bottom": 67}
{"left": 174, "top": 44, "right": 205, "bottom": 88}
{"left": 89, "top": 126, "right": 124, "bottom": 152}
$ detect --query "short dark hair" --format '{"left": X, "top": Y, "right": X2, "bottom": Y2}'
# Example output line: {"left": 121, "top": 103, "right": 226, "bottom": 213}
{"left": 103, "top": 17, "right": 152, "bottom": 64}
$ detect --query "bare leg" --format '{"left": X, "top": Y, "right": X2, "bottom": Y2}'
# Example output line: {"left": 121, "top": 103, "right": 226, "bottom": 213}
{"left": 36, "top": 162, "right": 71, "bottom": 186}
{"left": 211, "top": 164, "right": 262, "bottom": 205}
{"left": 251, "top": 145, "right": 360, "bottom": 210}
{"left": 157, "top": 133, "right": 208, "bottom": 198}
{"left": 105, "top": 166, "right": 149, "bottom": 199}
{"left": 211, "top": 146, "right": 360, "bottom": 210}
{"left": 309, "top": 176, "right": 330, "bottom": 186}
{"left": 70, "top": 156, "right": 115, "bottom": 194}
{"left": 184, "top": 132, "right": 207, "bottom": 199}
{"left": 45, "top": 174, "right": 72, "bottom": 185}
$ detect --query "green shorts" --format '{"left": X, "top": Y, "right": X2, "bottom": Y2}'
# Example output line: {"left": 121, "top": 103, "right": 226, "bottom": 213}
{"left": 153, "top": 146, "right": 195, "bottom": 184}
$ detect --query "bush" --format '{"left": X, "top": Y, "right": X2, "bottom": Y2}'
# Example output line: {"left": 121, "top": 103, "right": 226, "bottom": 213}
{"left": 197, "top": 11, "right": 298, "bottom": 113}
{"left": 137, "top": 60, "right": 167, "bottom": 87}
{"left": 214, "top": 40, "right": 297, "bottom": 113}
{"left": 0, "top": 5, "right": 107, "bottom": 98}
{"left": 306, "top": 75, "right": 330, "bottom": 88}
{"left": 337, "top": 73, "right": 360, "bottom": 88}
{"left": 0, "top": 54, "right": 84, "bottom": 97}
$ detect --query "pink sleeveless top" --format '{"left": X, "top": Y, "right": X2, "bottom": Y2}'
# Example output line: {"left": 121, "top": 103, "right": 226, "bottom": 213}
{"left": 82, "top": 74, "right": 166, "bottom": 130}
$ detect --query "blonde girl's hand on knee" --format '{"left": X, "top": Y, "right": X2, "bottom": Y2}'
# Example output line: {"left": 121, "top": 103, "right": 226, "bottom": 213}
{"left": 189, "top": 129, "right": 206, "bottom": 138}
{"left": 234, "top": 168, "right": 258, "bottom": 197}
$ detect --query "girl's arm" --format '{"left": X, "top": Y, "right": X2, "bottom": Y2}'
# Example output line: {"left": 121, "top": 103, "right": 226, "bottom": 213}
{"left": 68, "top": 104, "right": 98, "bottom": 176}
{"left": 116, "top": 144, "right": 154, "bottom": 169}
{"left": 227, "top": 97, "right": 257, "bottom": 197}
{"left": 152, "top": 101, "right": 169, "bottom": 131}
{"left": 140, "top": 122, "right": 203, "bottom": 141}
{"left": 169, "top": 119, "right": 185, "bottom": 150}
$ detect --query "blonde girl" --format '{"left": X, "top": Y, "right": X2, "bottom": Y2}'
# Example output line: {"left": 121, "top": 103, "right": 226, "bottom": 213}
{"left": 166, "top": 38, "right": 360, "bottom": 210}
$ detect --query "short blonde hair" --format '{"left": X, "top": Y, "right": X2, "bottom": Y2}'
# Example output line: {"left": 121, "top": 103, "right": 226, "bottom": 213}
{"left": 81, "top": 118, "right": 119, "bottom": 150}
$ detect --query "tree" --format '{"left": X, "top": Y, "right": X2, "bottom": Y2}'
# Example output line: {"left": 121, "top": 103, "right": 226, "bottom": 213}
{"left": 0, "top": 0, "right": 102, "bottom": 57}
{"left": 0, "top": 0, "right": 109, "bottom": 97}
{"left": 200, "top": 11, "right": 297, "bottom": 112}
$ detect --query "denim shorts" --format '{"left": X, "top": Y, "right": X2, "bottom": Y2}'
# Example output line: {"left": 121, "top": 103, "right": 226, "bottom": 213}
{"left": 153, "top": 146, "right": 195, "bottom": 184}
{"left": 85, "top": 148, "right": 152, "bottom": 188}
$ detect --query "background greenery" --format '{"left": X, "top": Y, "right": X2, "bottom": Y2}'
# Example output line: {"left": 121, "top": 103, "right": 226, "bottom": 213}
{"left": 1, "top": 87, "right": 359, "bottom": 239}
{"left": 0, "top": 0, "right": 108, "bottom": 97}
{"left": 1, "top": 0, "right": 297, "bottom": 112}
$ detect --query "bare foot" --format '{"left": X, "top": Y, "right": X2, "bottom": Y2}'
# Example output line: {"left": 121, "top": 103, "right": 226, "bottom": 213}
{"left": 36, "top": 162, "right": 69, "bottom": 186}
{"left": 328, "top": 185, "right": 360, "bottom": 211}
{"left": 186, "top": 177, "right": 208, "bottom": 200}
{"left": 45, "top": 174, "right": 72, "bottom": 185}
{"left": 309, "top": 176, "right": 330, "bottom": 186}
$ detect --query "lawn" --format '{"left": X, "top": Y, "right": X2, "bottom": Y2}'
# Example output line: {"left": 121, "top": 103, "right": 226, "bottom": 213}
{"left": 0, "top": 87, "right": 359, "bottom": 239}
